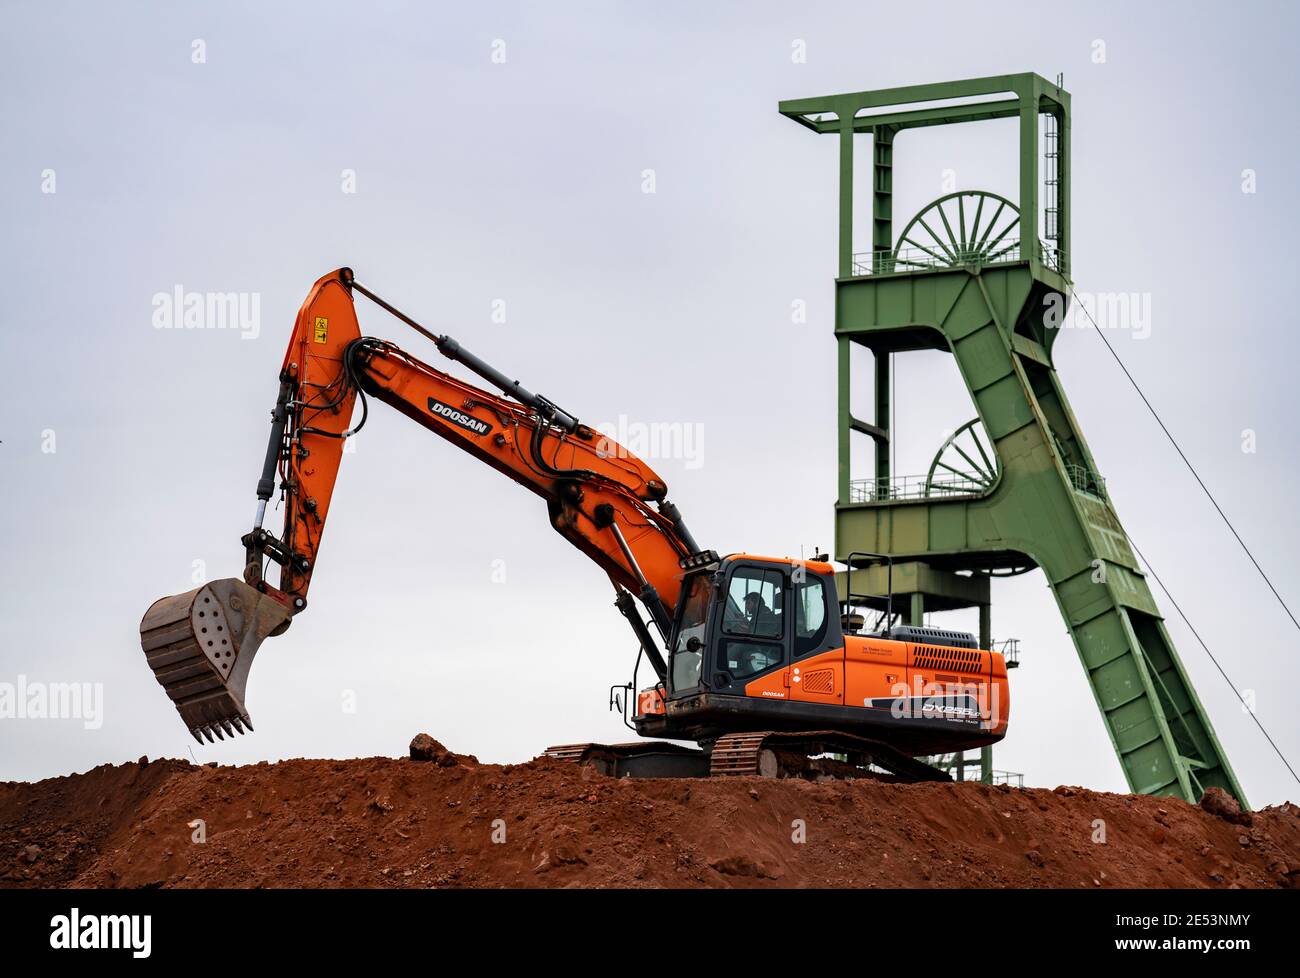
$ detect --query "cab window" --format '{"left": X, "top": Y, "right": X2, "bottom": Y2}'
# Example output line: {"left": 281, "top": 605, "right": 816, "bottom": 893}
{"left": 722, "top": 567, "right": 782, "bottom": 639}
{"left": 670, "top": 573, "right": 710, "bottom": 690}
{"left": 719, "top": 566, "right": 785, "bottom": 681}
{"left": 793, "top": 577, "right": 829, "bottom": 657}
{"left": 723, "top": 641, "right": 783, "bottom": 679}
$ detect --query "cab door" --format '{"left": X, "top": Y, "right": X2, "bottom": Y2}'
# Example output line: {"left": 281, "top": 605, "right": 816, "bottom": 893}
{"left": 712, "top": 563, "right": 789, "bottom": 695}
{"left": 787, "top": 571, "right": 845, "bottom": 705}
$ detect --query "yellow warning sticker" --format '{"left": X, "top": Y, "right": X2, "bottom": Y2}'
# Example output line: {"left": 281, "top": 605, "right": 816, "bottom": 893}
{"left": 313, "top": 317, "right": 328, "bottom": 344}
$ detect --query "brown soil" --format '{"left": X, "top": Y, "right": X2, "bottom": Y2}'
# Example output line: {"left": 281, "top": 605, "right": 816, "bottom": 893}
{"left": 2, "top": 741, "right": 1297, "bottom": 888}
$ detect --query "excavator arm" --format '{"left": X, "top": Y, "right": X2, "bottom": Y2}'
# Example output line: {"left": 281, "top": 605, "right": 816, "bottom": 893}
{"left": 140, "top": 268, "right": 703, "bottom": 742}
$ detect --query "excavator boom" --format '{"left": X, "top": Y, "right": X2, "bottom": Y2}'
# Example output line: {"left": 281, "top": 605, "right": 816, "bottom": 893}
{"left": 140, "top": 268, "right": 700, "bottom": 742}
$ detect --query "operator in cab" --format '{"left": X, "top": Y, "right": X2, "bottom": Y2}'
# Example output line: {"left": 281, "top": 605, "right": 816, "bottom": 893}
{"left": 744, "top": 591, "right": 779, "bottom": 638}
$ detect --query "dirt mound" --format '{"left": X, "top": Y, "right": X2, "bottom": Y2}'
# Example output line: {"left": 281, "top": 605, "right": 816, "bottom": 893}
{"left": 2, "top": 742, "right": 1297, "bottom": 888}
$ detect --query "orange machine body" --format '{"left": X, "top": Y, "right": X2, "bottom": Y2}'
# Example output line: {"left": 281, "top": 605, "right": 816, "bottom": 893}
{"left": 740, "top": 634, "right": 1009, "bottom": 740}
{"left": 637, "top": 632, "right": 1008, "bottom": 748}
{"left": 632, "top": 554, "right": 1009, "bottom": 756}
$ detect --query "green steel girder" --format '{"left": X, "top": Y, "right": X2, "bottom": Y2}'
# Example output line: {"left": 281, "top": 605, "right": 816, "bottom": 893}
{"left": 782, "top": 74, "right": 1246, "bottom": 807}
{"left": 832, "top": 265, "right": 1243, "bottom": 802}
{"left": 834, "top": 561, "right": 990, "bottom": 614}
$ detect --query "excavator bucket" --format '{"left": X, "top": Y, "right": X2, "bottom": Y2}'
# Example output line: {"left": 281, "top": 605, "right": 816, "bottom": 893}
{"left": 139, "top": 578, "right": 292, "bottom": 743}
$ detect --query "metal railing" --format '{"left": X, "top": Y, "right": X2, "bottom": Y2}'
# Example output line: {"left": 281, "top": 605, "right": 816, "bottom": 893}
{"left": 848, "top": 472, "right": 990, "bottom": 503}
{"left": 991, "top": 637, "right": 1020, "bottom": 669}
{"left": 850, "top": 240, "right": 1068, "bottom": 277}
{"left": 1040, "top": 241, "right": 1068, "bottom": 274}
{"left": 1064, "top": 463, "right": 1106, "bottom": 499}
{"left": 927, "top": 753, "right": 1026, "bottom": 788}
{"left": 853, "top": 467, "right": 1099, "bottom": 504}
{"left": 852, "top": 464, "right": 1098, "bottom": 505}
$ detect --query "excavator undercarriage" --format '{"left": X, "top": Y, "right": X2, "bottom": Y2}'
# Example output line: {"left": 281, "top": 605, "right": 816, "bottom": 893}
{"left": 544, "top": 731, "right": 952, "bottom": 782}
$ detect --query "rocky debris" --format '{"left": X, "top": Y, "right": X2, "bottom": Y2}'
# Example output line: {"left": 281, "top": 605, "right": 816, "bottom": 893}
{"left": 0, "top": 742, "right": 1295, "bottom": 889}
{"left": 710, "top": 854, "right": 777, "bottom": 879}
{"left": 1200, "top": 787, "right": 1254, "bottom": 827}
{"left": 409, "top": 733, "right": 473, "bottom": 768}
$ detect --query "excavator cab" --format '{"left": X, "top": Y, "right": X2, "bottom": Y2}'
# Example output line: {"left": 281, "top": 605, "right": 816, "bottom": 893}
{"left": 664, "top": 555, "right": 842, "bottom": 699}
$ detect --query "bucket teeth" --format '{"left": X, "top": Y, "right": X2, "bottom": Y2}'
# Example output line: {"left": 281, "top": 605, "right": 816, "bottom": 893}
{"left": 139, "top": 578, "right": 291, "bottom": 742}
{"left": 190, "top": 718, "right": 248, "bottom": 746}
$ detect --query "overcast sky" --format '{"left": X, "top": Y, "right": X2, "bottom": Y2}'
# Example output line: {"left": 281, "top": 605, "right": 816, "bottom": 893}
{"left": 2, "top": 1, "right": 1298, "bottom": 807}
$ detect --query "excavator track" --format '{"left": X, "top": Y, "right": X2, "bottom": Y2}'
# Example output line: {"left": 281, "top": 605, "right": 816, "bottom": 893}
{"left": 541, "top": 743, "right": 596, "bottom": 764}
{"left": 708, "top": 733, "right": 773, "bottom": 776}
{"left": 709, "top": 730, "right": 952, "bottom": 782}
{"left": 543, "top": 741, "right": 710, "bottom": 778}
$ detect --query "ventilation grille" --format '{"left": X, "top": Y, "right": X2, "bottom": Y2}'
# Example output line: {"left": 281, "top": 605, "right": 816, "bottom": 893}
{"left": 800, "top": 669, "right": 835, "bottom": 695}
{"left": 912, "top": 645, "right": 984, "bottom": 675}
{"left": 888, "top": 625, "right": 977, "bottom": 649}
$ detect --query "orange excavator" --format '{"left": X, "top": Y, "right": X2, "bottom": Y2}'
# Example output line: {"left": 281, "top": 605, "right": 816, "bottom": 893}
{"left": 139, "top": 269, "right": 1009, "bottom": 779}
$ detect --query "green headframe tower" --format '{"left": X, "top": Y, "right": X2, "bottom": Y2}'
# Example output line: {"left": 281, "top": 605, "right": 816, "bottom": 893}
{"left": 780, "top": 73, "right": 1245, "bottom": 805}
